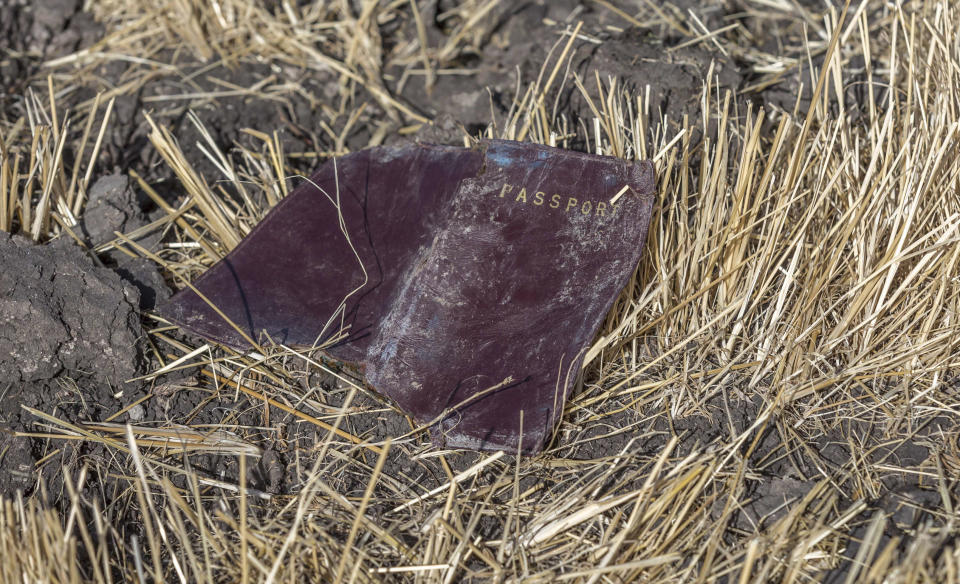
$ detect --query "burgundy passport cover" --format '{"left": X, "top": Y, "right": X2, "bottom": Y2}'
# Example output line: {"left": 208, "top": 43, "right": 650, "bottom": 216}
{"left": 161, "top": 139, "right": 655, "bottom": 452}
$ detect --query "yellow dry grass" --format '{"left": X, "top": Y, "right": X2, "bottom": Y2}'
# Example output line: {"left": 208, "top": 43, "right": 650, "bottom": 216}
{"left": 2, "top": 0, "right": 960, "bottom": 582}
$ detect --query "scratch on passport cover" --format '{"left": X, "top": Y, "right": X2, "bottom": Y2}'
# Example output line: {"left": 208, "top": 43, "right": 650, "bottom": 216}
{"left": 161, "top": 139, "right": 656, "bottom": 452}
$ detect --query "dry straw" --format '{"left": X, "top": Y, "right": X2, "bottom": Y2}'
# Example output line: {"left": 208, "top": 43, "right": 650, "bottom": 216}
{"left": 2, "top": 0, "right": 960, "bottom": 582}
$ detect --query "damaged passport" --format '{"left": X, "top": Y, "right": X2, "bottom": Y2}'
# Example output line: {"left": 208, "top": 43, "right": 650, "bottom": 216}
{"left": 161, "top": 139, "right": 655, "bottom": 452}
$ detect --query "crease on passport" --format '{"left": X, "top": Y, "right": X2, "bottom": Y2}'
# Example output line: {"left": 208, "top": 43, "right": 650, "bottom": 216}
{"left": 160, "top": 139, "right": 656, "bottom": 453}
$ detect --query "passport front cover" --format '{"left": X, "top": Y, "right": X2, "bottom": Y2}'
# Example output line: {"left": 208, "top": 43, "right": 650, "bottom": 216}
{"left": 162, "top": 139, "right": 655, "bottom": 452}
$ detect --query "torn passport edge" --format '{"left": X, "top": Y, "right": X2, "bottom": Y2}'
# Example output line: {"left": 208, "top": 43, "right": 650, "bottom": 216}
{"left": 160, "top": 139, "right": 656, "bottom": 453}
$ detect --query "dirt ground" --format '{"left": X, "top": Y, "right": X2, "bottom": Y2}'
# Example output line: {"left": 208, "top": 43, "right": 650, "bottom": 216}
{"left": 2, "top": 0, "right": 959, "bottom": 582}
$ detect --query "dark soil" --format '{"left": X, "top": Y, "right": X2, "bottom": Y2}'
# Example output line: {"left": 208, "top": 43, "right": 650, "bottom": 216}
{"left": 0, "top": 233, "right": 144, "bottom": 496}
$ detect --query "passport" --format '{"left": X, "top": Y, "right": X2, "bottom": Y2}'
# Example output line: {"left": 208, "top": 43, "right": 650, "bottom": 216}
{"left": 161, "top": 139, "right": 655, "bottom": 452}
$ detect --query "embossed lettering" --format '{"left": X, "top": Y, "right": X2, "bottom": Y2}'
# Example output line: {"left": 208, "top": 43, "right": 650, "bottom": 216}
{"left": 494, "top": 186, "right": 614, "bottom": 218}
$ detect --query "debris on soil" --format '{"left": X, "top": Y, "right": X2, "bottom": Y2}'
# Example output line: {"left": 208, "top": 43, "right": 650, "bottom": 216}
{"left": 161, "top": 140, "right": 655, "bottom": 452}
